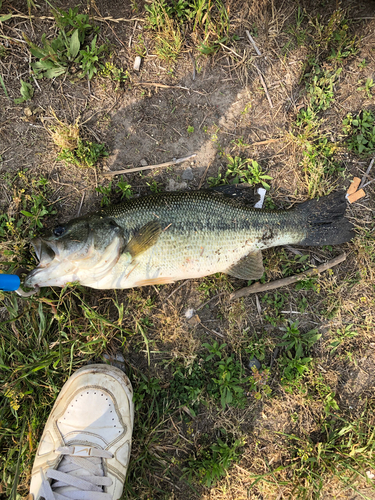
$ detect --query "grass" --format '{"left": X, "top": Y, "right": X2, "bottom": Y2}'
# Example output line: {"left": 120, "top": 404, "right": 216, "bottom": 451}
{"left": 144, "top": 0, "right": 233, "bottom": 61}
{"left": 281, "top": 8, "right": 359, "bottom": 197}
{"left": 0, "top": 172, "right": 56, "bottom": 267}
{"left": 1, "top": 1, "right": 375, "bottom": 499}
{"left": 0, "top": 288, "right": 134, "bottom": 497}
{"left": 58, "top": 139, "right": 108, "bottom": 168}
{"left": 45, "top": 112, "right": 109, "bottom": 168}
{"left": 249, "top": 405, "right": 375, "bottom": 499}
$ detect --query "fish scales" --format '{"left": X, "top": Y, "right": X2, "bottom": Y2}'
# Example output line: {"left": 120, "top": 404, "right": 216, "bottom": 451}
{"left": 98, "top": 191, "right": 304, "bottom": 288}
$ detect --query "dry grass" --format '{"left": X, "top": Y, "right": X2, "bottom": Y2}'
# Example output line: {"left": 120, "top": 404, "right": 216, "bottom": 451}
{"left": 45, "top": 110, "right": 81, "bottom": 151}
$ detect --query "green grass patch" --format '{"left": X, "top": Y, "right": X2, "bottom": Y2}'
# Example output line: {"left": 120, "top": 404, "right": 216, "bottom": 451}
{"left": 25, "top": 6, "right": 107, "bottom": 80}
{"left": 144, "top": 0, "right": 234, "bottom": 59}
{"left": 342, "top": 110, "right": 375, "bottom": 156}
{"left": 58, "top": 138, "right": 109, "bottom": 168}
{"left": 208, "top": 157, "right": 272, "bottom": 189}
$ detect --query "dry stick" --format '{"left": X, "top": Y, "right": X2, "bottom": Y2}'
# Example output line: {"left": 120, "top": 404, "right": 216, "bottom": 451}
{"left": 166, "top": 280, "right": 189, "bottom": 301}
{"left": 230, "top": 253, "right": 347, "bottom": 300}
{"left": 10, "top": 13, "right": 144, "bottom": 22}
{"left": 359, "top": 156, "right": 375, "bottom": 189}
{"left": 132, "top": 82, "right": 206, "bottom": 95}
{"left": 199, "top": 322, "right": 225, "bottom": 339}
{"left": 254, "top": 65, "right": 273, "bottom": 109}
{"left": 251, "top": 138, "right": 280, "bottom": 147}
{"left": 219, "top": 42, "right": 242, "bottom": 59}
{"left": 244, "top": 31, "right": 273, "bottom": 109}
{"left": 362, "top": 178, "right": 375, "bottom": 189}
{"left": 189, "top": 52, "right": 196, "bottom": 81}
{"left": 91, "top": 2, "right": 127, "bottom": 49}
{"left": 198, "top": 161, "right": 213, "bottom": 189}
{"left": 103, "top": 154, "right": 197, "bottom": 176}
{"left": 245, "top": 30, "right": 262, "bottom": 56}
{"left": 76, "top": 191, "right": 85, "bottom": 217}
{"left": 196, "top": 292, "right": 225, "bottom": 311}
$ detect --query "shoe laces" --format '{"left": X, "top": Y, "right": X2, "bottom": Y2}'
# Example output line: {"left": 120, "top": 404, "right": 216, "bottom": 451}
{"left": 39, "top": 446, "right": 113, "bottom": 500}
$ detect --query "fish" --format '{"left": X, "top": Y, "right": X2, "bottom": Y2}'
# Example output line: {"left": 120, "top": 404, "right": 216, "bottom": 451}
{"left": 24, "top": 187, "right": 354, "bottom": 291}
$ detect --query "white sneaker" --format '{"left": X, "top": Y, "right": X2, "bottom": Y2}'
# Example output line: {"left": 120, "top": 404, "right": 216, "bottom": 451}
{"left": 28, "top": 364, "right": 134, "bottom": 500}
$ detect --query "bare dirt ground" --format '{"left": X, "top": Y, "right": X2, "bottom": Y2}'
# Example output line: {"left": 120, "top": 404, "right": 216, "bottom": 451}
{"left": 1, "top": 0, "right": 375, "bottom": 499}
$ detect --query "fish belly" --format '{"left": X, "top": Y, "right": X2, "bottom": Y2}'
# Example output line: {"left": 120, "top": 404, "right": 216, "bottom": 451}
{"left": 90, "top": 226, "right": 300, "bottom": 290}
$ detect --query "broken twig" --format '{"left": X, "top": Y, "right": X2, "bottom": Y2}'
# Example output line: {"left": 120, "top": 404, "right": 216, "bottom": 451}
{"left": 359, "top": 156, "right": 375, "bottom": 189}
{"left": 103, "top": 154, "right": 196, "bottom": 176}
{"left": 230, "top": 253, "right": 347, "bottom": 300}
{"left": 245, "top": 30, "right": 262, "bottom": 56}
{"left": 10, "top": 13, "right": 143, "bottom": 23}
{"left": 132, "top": 82, "right": 206, "bottom": 95}
{"left": 251, "top": 138, "right": 280, "bottom": 147}
{"left": 253, "top": 64, "right": 273, "bottom": 109}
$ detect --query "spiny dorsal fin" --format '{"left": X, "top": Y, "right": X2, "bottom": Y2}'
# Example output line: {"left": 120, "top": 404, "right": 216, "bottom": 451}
{"left": 125, "top": 220, "right": 162, "bottom": 258}
{"left": 208, "top": 184, "right": 260, "bottom": 206}
{"left": 226, "top": 250, "right": 264, "bottom": 280}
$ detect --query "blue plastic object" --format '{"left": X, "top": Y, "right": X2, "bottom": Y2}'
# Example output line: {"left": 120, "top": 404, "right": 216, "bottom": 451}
{"left": 0, "top": 274, "right": 21, "bottom": 292}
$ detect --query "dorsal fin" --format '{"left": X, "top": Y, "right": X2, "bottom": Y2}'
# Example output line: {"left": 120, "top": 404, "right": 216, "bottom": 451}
{"left": 208, "top": 184, "right": 259, "bottom": 206}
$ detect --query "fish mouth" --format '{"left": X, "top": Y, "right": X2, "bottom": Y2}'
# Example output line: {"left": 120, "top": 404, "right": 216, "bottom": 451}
{"left": 24, "top": 238, "right": 61, "bottom": 288}
{"left": 24, "top": 234, "right": 125, "bottom": 289}
{"left": 31, "top": 237, "right": 58, "bottom": 265}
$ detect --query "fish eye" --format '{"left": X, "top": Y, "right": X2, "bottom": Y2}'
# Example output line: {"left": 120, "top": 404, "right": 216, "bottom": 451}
{"left": 53, "top": 226, "right": 66, "bottom": 237}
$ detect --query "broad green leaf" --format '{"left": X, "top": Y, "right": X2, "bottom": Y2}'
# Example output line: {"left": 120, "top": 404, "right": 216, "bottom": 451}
{"left": 33, "top": 60, "right": 57, "bottom": 70}
{"left": 0, "top": 13, "right": 12, "bottom": 22}
{"left": 20, "top": 80, "right": 33, "bottom": 100}
{"left": 0, "top": 73, "right": 8, "bottom": 97}
{"left": 69, "top": 29, "right": 80, "bottom": 58}
{"left": 29, "top": 47, "right": 46, "bottom": 59}
{"left": 14, "top": 96, "right": 26, "bottom": 104}
{"left": 45, "top": 66, "right": 66, "bottom": 78}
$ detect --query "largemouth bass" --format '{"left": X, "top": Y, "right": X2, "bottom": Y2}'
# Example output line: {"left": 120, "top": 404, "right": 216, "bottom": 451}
{"left": 24, "top": 188, "right": 354, "bottom": 290}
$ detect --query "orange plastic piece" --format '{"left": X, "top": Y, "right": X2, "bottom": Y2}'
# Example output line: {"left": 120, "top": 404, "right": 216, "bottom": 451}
{"left": 347, "top": 177, "right": 361, "bottom": 195}
{"left": 347, "top": 189, "right": 366, "bottom": 204}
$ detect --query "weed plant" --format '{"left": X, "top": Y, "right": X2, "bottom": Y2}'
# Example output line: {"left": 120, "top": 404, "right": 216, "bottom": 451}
{"left": 95, "top": 179, "right": 133, "bottom": 207}
{"left": 342, "top": 110, "right": 375, "bottom": 156}
{"left": 47, "top": 114, "right": 109, "bottom": 168}
{"left": 58, "top": 138, "right": 108, "bottom": 168}
{"left": 278, "top": 320, "right": 321, "bottom": 385}
{"left": 170, "top": 341, "right": 253, "bottom": 412}
{"left": 0, "top": 172, "right": 56, "bottom": 266}
{"left": 357, "top": 77, "right": 374, "bottom": 99}
{"left": 184, "top": 431, "right": 244, "bottom": 487}
{"left": 25, "top": 6, "right": 107, "bottom": 80}
{"left": 208, "top": 157, "right": 272, "bottom": 189}
{"left": 14, "top": 80, "right": 33, "bottom": 104}
{"left": 144, "top": 0, "right": 233, "bottom": 59}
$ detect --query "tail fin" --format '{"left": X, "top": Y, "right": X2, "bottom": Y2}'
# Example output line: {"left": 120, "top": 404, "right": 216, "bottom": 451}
{"left": 297, "top": 191, "right": 354, "bottom": 246}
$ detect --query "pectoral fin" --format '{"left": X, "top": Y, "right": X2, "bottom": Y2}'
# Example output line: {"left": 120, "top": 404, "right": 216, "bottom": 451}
{"left": 125, "top": 221, "right": 162, "bottom": 259}
{"left": 226, "top": 250, "right": 264, "bottom": 280}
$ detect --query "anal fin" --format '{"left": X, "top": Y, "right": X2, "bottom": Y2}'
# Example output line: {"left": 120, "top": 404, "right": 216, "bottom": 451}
{"left": 226, "top": 251, "right": 264, "bottom": 280}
